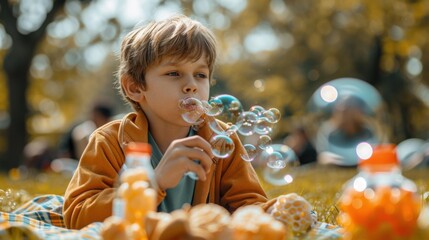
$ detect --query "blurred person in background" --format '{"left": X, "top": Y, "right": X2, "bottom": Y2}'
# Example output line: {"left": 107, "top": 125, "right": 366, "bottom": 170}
{"left": 283, "top": 124, "right": 317, "bottom": 165}
{"left": 57, "top": 102, "right": 114, "bottom": 161}
{"left": 23, "top": 138, "right": 55, "bottom": 172}
{"left": 315, "top": 96, "right": 382, "bottom": 167}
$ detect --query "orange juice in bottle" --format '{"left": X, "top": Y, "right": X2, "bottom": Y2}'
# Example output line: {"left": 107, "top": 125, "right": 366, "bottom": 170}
{"left": 111, "top": 142, "right": 157, "bottom": 239}
{"left": 337, "top": 144, "right": 421, "bottom": 240}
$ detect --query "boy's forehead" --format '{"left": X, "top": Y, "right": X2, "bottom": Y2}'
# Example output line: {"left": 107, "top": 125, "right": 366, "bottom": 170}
{"left": 158, "top": 54, "right": 209, "bottom": 66}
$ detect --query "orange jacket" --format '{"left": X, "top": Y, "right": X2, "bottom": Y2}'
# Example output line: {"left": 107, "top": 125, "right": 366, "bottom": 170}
{"left": 63, "top": 112, "right": 275, "bottom": 229}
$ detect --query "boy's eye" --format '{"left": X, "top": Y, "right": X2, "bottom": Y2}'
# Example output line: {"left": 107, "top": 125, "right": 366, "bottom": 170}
{"left": 167, "top": 71, "right": 179, "bottom": 76}
{"left": 196, "top": 73, "right": 208, "bottom": 79}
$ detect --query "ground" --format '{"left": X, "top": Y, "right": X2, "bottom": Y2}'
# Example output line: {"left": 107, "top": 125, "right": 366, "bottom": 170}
{"left": 1, "top": 164, "right": 428, "bottom": 226}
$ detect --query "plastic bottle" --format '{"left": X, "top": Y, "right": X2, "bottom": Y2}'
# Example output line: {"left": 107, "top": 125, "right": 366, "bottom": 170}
{"left": 337, "top": 144, "right": 421, "bottom": 240}
{"left": 112, "top": 142, "right": 157, "bottom": 239}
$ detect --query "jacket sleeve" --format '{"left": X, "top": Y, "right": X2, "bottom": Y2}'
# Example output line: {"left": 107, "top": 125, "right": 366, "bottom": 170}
{"left": 63, "top": 129, "right": 167, "bottom": 229}
{"left": 217, "top": 132, "right": 277, "bottom": 213}
{"left": 63, "top": 130, "right": 124, "bottom": 229}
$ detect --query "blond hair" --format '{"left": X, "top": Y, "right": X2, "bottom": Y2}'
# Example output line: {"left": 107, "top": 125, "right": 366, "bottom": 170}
{"left": 116, "top": 14, "right": 217, "bottom": 110}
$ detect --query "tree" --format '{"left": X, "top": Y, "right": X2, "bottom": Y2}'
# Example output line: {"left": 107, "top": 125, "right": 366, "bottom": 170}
{"left": 0, "top": 0, "right": 71, "bottom": 171}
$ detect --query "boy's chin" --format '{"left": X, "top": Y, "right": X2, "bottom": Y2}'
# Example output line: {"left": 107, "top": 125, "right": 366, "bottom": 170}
{"left": 176, "top": 119, "right": 194, "bottom": 127}
{"left": 182, "top": 122, "right": 202, "bottom": 128}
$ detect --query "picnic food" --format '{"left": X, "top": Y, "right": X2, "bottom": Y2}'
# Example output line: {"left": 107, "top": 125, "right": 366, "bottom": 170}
{"left": 145, "top": 204, "right": 289, "bottom": 240}
{"left": 100, "top": 216, "right": 130, "bottom": 240}
{"left": 270, "top": 193, "right": 313, "bottom": 235}
{"left": 231, "top": 205, "right": 288, "bottom": 240}
{"left": 188, "top": 204, "right": 231, "bottom": 239}
{"left": 147, "top": 204, "right": 229, "bottom": 240}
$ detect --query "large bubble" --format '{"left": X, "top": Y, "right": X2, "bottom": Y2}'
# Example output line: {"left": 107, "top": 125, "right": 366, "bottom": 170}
{"left": 306, "top": 77, "right": 387, "bottom": 166}
{"left": 260, "top": 144, "right": 300, "bottom": 186}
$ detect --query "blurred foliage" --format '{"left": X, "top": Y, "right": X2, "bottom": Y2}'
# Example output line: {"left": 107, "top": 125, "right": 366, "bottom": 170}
{"left": 0, "top": 0, "right": 429, "bottom": 168}
{"left": 3, "top": 1, "right": 123, "bottom": 136}
{"left": 211, "top": 0, "right": 429, "bottom": 142}
{"left": 0, "top": 0, "right": 127, "bottom": 168}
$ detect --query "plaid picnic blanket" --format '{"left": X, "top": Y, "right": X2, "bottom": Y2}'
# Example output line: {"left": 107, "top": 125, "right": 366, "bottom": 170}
{"left": 0, "top": 195, "right": 343, "bottom": 239}
{"left": 0, "top": 195, "right": 102, "bottom": 240}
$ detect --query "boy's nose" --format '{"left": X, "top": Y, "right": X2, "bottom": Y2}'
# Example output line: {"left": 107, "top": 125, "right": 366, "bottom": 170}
{"left": 183, "top": 86, "right": 197, "bottom": 93}
{"left": 183, "top": 77, "right": 197, "bottom": 93}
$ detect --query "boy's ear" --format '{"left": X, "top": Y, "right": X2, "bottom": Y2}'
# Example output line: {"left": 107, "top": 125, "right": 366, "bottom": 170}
{"left": 121, "top": 75, "right": 145, "bottom": 102}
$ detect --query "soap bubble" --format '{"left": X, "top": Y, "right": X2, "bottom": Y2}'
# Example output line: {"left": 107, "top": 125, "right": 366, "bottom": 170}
{"left": 178, "top": 97, "right": 205, "bottom": 125}
{"left": 208, "top": 119, "right": 227, "bottom": 135}
{"left": 212, "top": 94, "right": 243, "bottom": 123}
{"left": 308, "top": 77, "right": 382, "bottom": 115}
{"left": 263, "top": 108, "right": 281, "bottom": 123}
{"left": 396, "top": 138, "right": 426, "bottom": 170}
{"left": 266, "top": 151, "right": 285, "bottom": 169}
{"left": 241, "top": 144, "right": 257, "bottom": 162}
{"left": 226, "top": 124, "right": 239, "bottom": 136}
{"left": 254, "top": 117, "right": 273, "bottom": 135}
{"left": 178, "top": 94, "right": 285, "bottom": 170}
{"left": 249, "top": 105, "right": 265, "bottom": 116}
{"left": 236, "top": 111, "right": 258, "bottom": 136}
{"left": 210, "top": 134, "right": 235, "bottom": 158}
{"left": 204, "top": 98, "right": 224, "bottom": 116}
{"left": 257, "top": 135, "right": 272, "bottom": 149}
{"left": 261, "top": 144, "right": 300, "bottom": 186}
{"left": 306, "top": 77, "right": 387, "bottom": 166}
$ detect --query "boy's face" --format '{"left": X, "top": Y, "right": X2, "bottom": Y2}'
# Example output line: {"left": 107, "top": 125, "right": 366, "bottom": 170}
{"left": 140, "top": 54, "right": 211, "bottom": 127}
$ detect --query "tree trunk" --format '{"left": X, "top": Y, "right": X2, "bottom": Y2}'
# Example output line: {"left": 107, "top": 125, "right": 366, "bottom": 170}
{"left": 1, "top": 44, "right": 33, "bottom": 170}
{"left": 367, "top": 35, "right": 382, "bottom": 87}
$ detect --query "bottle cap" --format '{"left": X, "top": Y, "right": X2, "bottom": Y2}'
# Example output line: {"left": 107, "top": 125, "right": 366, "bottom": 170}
{"left": 359, "top": 144, "right": 398, "bottom": 167}
{"left": 125, "top": 142, "right": 152, "bottom": 155}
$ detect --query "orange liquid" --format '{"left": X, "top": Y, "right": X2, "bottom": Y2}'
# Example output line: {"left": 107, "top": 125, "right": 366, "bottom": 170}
{"left": 338, "top": 186, "right": 421, "bottom": 239}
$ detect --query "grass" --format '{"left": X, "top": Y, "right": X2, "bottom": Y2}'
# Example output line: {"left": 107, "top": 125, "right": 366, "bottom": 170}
{"left": 0, "top": 169, "right": 71, "bottom": 212}
{"left": 257, "top": 164, "right": 429, "bottom": 225}
{"left": 258, "top": 164, "right": 357, "bottom": 224}
{"left": 0, "top": 164, "right": 428, "bottom": 226}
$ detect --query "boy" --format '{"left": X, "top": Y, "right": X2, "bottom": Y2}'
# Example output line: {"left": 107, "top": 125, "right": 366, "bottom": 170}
{"left": 63, "top": 14, "right": 274, "bottom": 229}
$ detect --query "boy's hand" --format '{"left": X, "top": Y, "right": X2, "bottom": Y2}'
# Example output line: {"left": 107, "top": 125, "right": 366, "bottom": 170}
{"left": 154, "top": 135, "right": 214, "bottom": 190}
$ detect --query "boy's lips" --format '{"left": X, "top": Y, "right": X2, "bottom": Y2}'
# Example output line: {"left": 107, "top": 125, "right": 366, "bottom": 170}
{"left": 179, "top": 97, "right": 202, "bottom": 111}
{"left": 178, "top": 97, "right": 206, "bottom": 124}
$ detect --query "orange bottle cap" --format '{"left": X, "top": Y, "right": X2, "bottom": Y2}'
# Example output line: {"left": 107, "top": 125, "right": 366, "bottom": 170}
{"left": 359, "top": 144, "right": 398, "bottom": 167}
{"left": 125, "top": 142, "right": 152, "bottom": 155}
